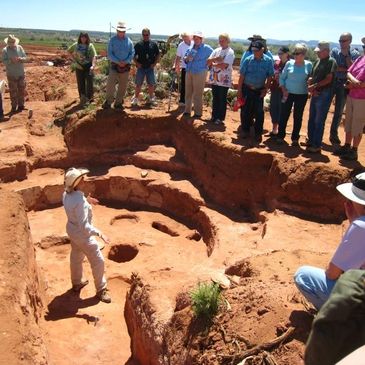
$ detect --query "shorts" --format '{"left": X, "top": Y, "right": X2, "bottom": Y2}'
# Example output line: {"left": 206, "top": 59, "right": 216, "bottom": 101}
{"left": 344, "top": 96, "right": 365, "bottom": 137}
{"left": 135, "top": 67, "right": 156, "bottom": 86}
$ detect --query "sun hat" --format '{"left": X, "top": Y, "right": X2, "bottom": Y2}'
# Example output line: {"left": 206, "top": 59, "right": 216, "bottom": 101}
{"left": 278, "top": 46, "right": 290, "bottom": 54}
{"left": 314, "top": 41, "right": 330, "bottom": 52}
{"left": 248, "top": 34, "right": 266, "bottom": 41}
{"left": 192, "top": 31, "right": 204, "bottom": 38}
{"left": 336, "top": 172, "right": 365, "bottom": 205}
{"left": 115, "top": 21, "right": 129, "bottom": 32}
{"left": 64, "top": 167, "right": 90, "bottom": 192}
{"left": 4, "top": 34, "right": 19, "bottom": 46}
{"left": 251, "top": 40, "right": 265, "bottom": 51}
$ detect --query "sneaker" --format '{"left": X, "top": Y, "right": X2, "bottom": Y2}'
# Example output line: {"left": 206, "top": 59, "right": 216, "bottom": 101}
{"left": 102, "top": 101, "right": 111, "bottom": 110}
{"left": 330, "top": 135, "right": 341, "bottom": 145}
{"left": 291, "top": 140, "right": 299, "bottom": 147}
{"left": 148, "top": 97, "right": 157, "bottom": 106}
{"left": 114, "top": 103, "right": 124, "bottom": 110}
{"left": 333, "top": 144, "right": 350, "bottom": 156}
{"left": 341, "top": 149, "right": 358, "bottom": 161}
{"left": 306, "top": 146, "right": 321, "bottom": 153}
{"left": 96, "top": 288, "right": 111, "bottom": 303}
{"left": 131, "top": 97, "right": 138, "bottom": 107}
{"left": 72, "top": 280, "right": 89, "bottom": 292}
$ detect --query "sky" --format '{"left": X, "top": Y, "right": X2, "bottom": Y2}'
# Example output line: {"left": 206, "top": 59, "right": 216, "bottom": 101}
{"left": 1, "top": 0, "right": 365, "bottom": 44}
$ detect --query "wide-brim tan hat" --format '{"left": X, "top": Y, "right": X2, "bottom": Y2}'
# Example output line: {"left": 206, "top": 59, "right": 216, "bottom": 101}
{"left": 4, "top": 34, "right": 19, "bottom": 46}
{"left": 336, "top": 172, "right": 365, "bottom": 206}
{"left": 114, "top": 21, "right": 130, "bottom": 32}
{"left": 64, "top": 167, "right": 90, "bottom": 192}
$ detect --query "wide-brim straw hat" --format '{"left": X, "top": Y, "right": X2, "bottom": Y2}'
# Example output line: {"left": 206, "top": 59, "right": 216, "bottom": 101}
{"left": 4, "top": 34, "right": 19, "bottom": 46}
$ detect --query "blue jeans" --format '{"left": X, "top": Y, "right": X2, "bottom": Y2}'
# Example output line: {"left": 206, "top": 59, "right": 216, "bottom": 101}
{"left": 135, "top": 67, "right": 156, "bottom": 86}
{"left": 278, "top": 93, "right": 308, "bottom": 141}
{"left": 212, "top": 85, "right": 228, "bottom": 121}
{"left": 307, "top": 88, "right": 333, "bottom": 148}
{"left": 269, "top": 87, "right": 282, "bottom": 123}
{"left": 330, "top": 82, "right": 347, "bottom": 139}
{"left": 240, "top": 85, "right": 264, "bottom": 136}
{"left": 294, "top": 266, "right": 337, "bottom": 310}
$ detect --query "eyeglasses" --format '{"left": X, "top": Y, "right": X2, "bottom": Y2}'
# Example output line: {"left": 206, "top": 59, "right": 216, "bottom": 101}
{"left": 339, "top": 39, "right": 349, "bottom": 43}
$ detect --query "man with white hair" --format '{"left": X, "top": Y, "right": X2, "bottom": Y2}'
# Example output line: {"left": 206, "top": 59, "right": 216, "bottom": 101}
{"left": 103, "top": 22, "right": 134, "bottom": 110}
{"left": 2, "top": 34, "right": 27, "bottom": 113}
{"left": 174, "top": 32, "right": 193, "bottom": 106}
{"left": 183, "top": 31, "right": 213, "bottom": 119}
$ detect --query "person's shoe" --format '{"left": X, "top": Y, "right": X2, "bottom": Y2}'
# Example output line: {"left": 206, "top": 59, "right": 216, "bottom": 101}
{"left": 96, "top": 288, "right": 111, "bottom": 303}
{"left": 148, "top": 96, "right": 157, "bottom": 106}
{"left": 276, "top": 138, "right": 285, "bottom": 144}
{"left": 239, "top": 130, "right": 250, "bottom": 138}
{"left": 114, "top": 103, "right": 124, "bottom": 110}
{"left": 102, "top": 101, "right": 111, "bottom": 110}
{"left": 291, "top": 140, "right": 299, "bottom": 147}
{"left": 330, "top": 135, "right": 341, "bottom": 145}
{"left": 11, "top": 106, "right": 17, "bottom": 113}
{"left": 182, "top": 112, "right": 190, "bottom": 117}
{"left": 131, "top": 97, "right": 138, "bottom": 107}
{"left": 192, "top": 114, "right": 202, "bottom": 119}
{"left": 72, "top": 280, "right": 89, "bottom": 292}
{"left": 333, "top": 144, "right": 351, "bottom": 156}
{"left": 213, "top": 119, "right": 224, "bottom": 125}
{"left": 255, "top": 134, "right": 263, "bottom": 144}
{"left": 306, "top": 146, "right": 321, "bottom": 153}
{"left": 341, "top": 148, "right": 358, "bottom": 161}
{"left": 17, "top": 105, "right": 25, "bottom": 112}
{"left": 269, "top": 131, "right": 278, "bottom": 137}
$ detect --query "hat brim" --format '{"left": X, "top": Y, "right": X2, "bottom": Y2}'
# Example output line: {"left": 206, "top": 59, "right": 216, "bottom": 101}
{"left": 336, "top": 183, "right": 365, "bottom": 205}
{"left": 248, "top": 37, "right": 265, "bottom": 41}
{"left": 193, "top": 34, "right": 203, "bottom": 38}
{"left": 4, "top": 37, "right": 19, "bottom": 45}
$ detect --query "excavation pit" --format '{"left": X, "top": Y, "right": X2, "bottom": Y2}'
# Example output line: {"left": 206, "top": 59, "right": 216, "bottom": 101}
{"left": 108, "top": 244, "right": 139, "bottom": 263}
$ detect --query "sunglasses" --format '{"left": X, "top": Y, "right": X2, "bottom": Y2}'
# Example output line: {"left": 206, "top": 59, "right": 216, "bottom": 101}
{"left": 339, "top": 39, "right": 349, "bottom": 43}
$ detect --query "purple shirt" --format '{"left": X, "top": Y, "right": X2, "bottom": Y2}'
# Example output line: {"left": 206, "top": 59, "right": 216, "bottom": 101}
{"left": 348, "top": 56, "right": 365, "bottom": 99}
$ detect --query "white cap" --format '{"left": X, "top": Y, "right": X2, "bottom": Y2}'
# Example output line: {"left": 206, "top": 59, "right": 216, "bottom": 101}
{"left": 193, "top": 31, "right": 204, "bottom": 38}
{"left": 64, "top": 167, "right": 89, "bottom": 192}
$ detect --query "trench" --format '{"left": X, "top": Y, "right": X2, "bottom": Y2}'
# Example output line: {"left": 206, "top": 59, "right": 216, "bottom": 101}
{"left": 1, "top": 100, "right": 354, "bottom": 364}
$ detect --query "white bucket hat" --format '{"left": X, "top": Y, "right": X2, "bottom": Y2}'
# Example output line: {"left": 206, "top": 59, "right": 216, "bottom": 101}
{"left": 337, "top": 172, "right": 365, "bottom": 205}
{"left": 64, "top": 167, "right": 89, "bottom": 192}
{"left": 4, "top": 34, "right": 19, "bottom": 46}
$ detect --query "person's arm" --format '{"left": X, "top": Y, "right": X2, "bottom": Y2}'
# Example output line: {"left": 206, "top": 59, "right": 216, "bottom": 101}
{"left": 150, "top": 43, "right": 160, "bottom": 68}
{"left": 237, "top": 73, "right": 245, "bottom": 98}
{"left": 347, "top": 71, "right": 365, "bottom": 88}
{"left": 325, "top": 262, "right": 343, "bottom": 280}
{"left": 261, "top": 59, "right": 275, "bottom": 97}
{"left": 107, "top": 38, "right": 119, "bottom": 64}
{"left": 18, "top": 45, "right": 27, "bottom": 62}
{"left": 74, "top": 200, "right": 101, "bottom": 238}
{"left": 2, "top": 49, "right": 10, "bottom": 66}
{"left": 89, "top": 43, "right": 97, "bottom": 69}
{"left": 279, "top": 62, "right": 289, "bottom": 97}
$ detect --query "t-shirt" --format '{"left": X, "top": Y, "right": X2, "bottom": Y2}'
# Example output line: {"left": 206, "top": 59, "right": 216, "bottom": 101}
{"left": 2, "top": 45, "right": 27, "bottom": 78}
{"left": 134, "top": 40, "right": 160, "bottom": 68}
{"left": 310, "top": 57, "right": 337, "bottom": 90}
{"left": 280, "top": 60, "right": 313, "bottom": 94}
{"left": 208, "top": 47, "right": 235, "bottom": 88}
{"left": 176, "top": 40, "right": 193, "bottom": 69}
{"left": 68, "top": 42, "right": 96, "bottom": 70}
{"left": 348, "top": 56, "right": 365, "bottom": 99}
{"left": 330, "top": 47, "right": 360, "bottom": 83}
{"left": 331, "top": 216, "right": 365, "bottom": 271}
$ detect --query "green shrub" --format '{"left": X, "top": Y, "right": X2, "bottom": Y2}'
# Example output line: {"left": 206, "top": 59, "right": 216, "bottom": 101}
{"left": 190, "top": 282, "right": 222, "bottom": 320}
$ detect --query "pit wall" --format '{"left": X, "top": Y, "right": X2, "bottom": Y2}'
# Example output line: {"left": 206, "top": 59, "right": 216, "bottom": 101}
{"left": 0, "top": 191, "right": 47, "bottom": 364}
{"left": 64, "top": 111, "right": 351, "bottom": 222}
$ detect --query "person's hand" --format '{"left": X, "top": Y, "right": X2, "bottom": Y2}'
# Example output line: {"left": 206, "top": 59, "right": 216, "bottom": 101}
{"left": 135, "top": 62, "right": 142, "bottom": 69}
{"left": 344, "top": 200, "right": 357, "bottom": 223}
{"left": 100, "top": 233, "right": 111, "bottom": 245}
{"left": 87, "top": 194, "right": 99, "bottom": 205}
{"left": 215, "top": 56, "right": 224, "bottom": 63}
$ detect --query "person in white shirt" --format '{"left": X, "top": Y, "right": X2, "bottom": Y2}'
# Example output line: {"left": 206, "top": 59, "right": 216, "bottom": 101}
{"left": 62, "top": 168, "right": 111, "bottom": 303}
{"left": 207, "top": 33, "right": 235, "bottom": 125}
{"left": 174, "top": 32, "right": 192, "bottom": 106}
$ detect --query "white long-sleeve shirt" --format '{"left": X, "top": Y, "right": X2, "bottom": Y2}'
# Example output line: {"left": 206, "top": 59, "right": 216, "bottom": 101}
{"left": 63, "top": 190, "right": 100, "bottom": 242}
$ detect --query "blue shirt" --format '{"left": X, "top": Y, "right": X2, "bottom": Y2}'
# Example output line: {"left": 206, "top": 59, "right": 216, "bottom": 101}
{"left": 185, "top": 43, "right": 213, "bottom": 74}
{"left": 107, "top": 35, "right": 134, "bottom": 64}
{"left": 280, "top": 60, "right": 313, "bottom": 94}
{"left": 240, "top": 49, "right": 273, "bottom": 68}
{"left": 331, "top": 47, "right": 360, "bottom": 83}
{"left": 240, "top": 54, "right": 274, "bottom": 89}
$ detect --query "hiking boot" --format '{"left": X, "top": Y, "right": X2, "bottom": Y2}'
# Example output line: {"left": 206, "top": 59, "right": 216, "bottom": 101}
{"left": 102, "top": 101, "right": 111, "bottom": 110}
{"left": 114, "top": 103, "right": 124, "bottom": 110}
{"left": 330, "top": 135, "right": 341, "bottom": 145}
{"left": 131, "top": 97, "right": 138, "bottom": 107}
{"left": 341, "top": 149, "right": 358, "bottom": 161}
{"left": 333, "top": 144, "right": 351, "bottom": 156}
{"left": 96, "top": 288, "right": 111, "bottom": 303}
{"left": 72, "top": 280, "right": 89, "bottom": 292}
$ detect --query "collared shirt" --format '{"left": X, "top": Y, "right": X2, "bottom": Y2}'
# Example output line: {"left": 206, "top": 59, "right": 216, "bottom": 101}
{"left": 107, "top": 35, "right": 134, "bottom": 64}
{"left": 63, "top": 190, "right": 101, "bottom": 242}
{"left": 134, "top": 40, "right": 160, "bottom": 68}
{"left": 331, "top": 47, "right": 360, "bottom": 83}
{"left": 348, "top": 56, "right": 365, "bottom": 99}
{"left": 2, "top": 45, "right": 27, "bottom": 78}
{"left": 240, "top": 53, "right": 274, "bottom": 89}
{"left": 311, "top": 56, "right": 337, "bottom": 89}
{"left": 280, "top": 59, "right": 313, "bottom": 94}
{"left": 176, "top": 40, "right": 193, "bottom": 68}
{"left": 240, "top": 49, "right": 273, "bottom": 68}
{"left": 185, "top": 43, "right": 213, "bottom": 74}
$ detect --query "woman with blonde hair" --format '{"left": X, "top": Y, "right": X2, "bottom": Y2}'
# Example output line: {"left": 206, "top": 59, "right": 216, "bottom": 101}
{"left": 207, "top": 33, "right": 235, "bottom": 125}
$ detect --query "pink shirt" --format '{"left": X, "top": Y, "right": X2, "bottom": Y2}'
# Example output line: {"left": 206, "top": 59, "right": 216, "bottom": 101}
{"left": 348, "top": 56, "right": 365, "bottom": 99}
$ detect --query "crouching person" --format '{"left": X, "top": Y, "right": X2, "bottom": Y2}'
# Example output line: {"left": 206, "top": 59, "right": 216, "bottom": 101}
{"left": 294, "top": 172, "right": 365, "bottom": 310}
{"left": 63, "top": 168, "right": 111, "bottom": 303}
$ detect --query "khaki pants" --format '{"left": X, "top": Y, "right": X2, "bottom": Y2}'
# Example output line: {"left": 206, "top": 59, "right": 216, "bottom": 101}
{"left": 70, "top": 236, "right": 106, "bottom": 293}
{"left": 105, "top": 69, "right": 129, "bottom": 105}
{"left": 184, "top": 71, "right": 207, "bottom": 115}
{"left": 8, "top": 75, "right": 26, "bottom": 108}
